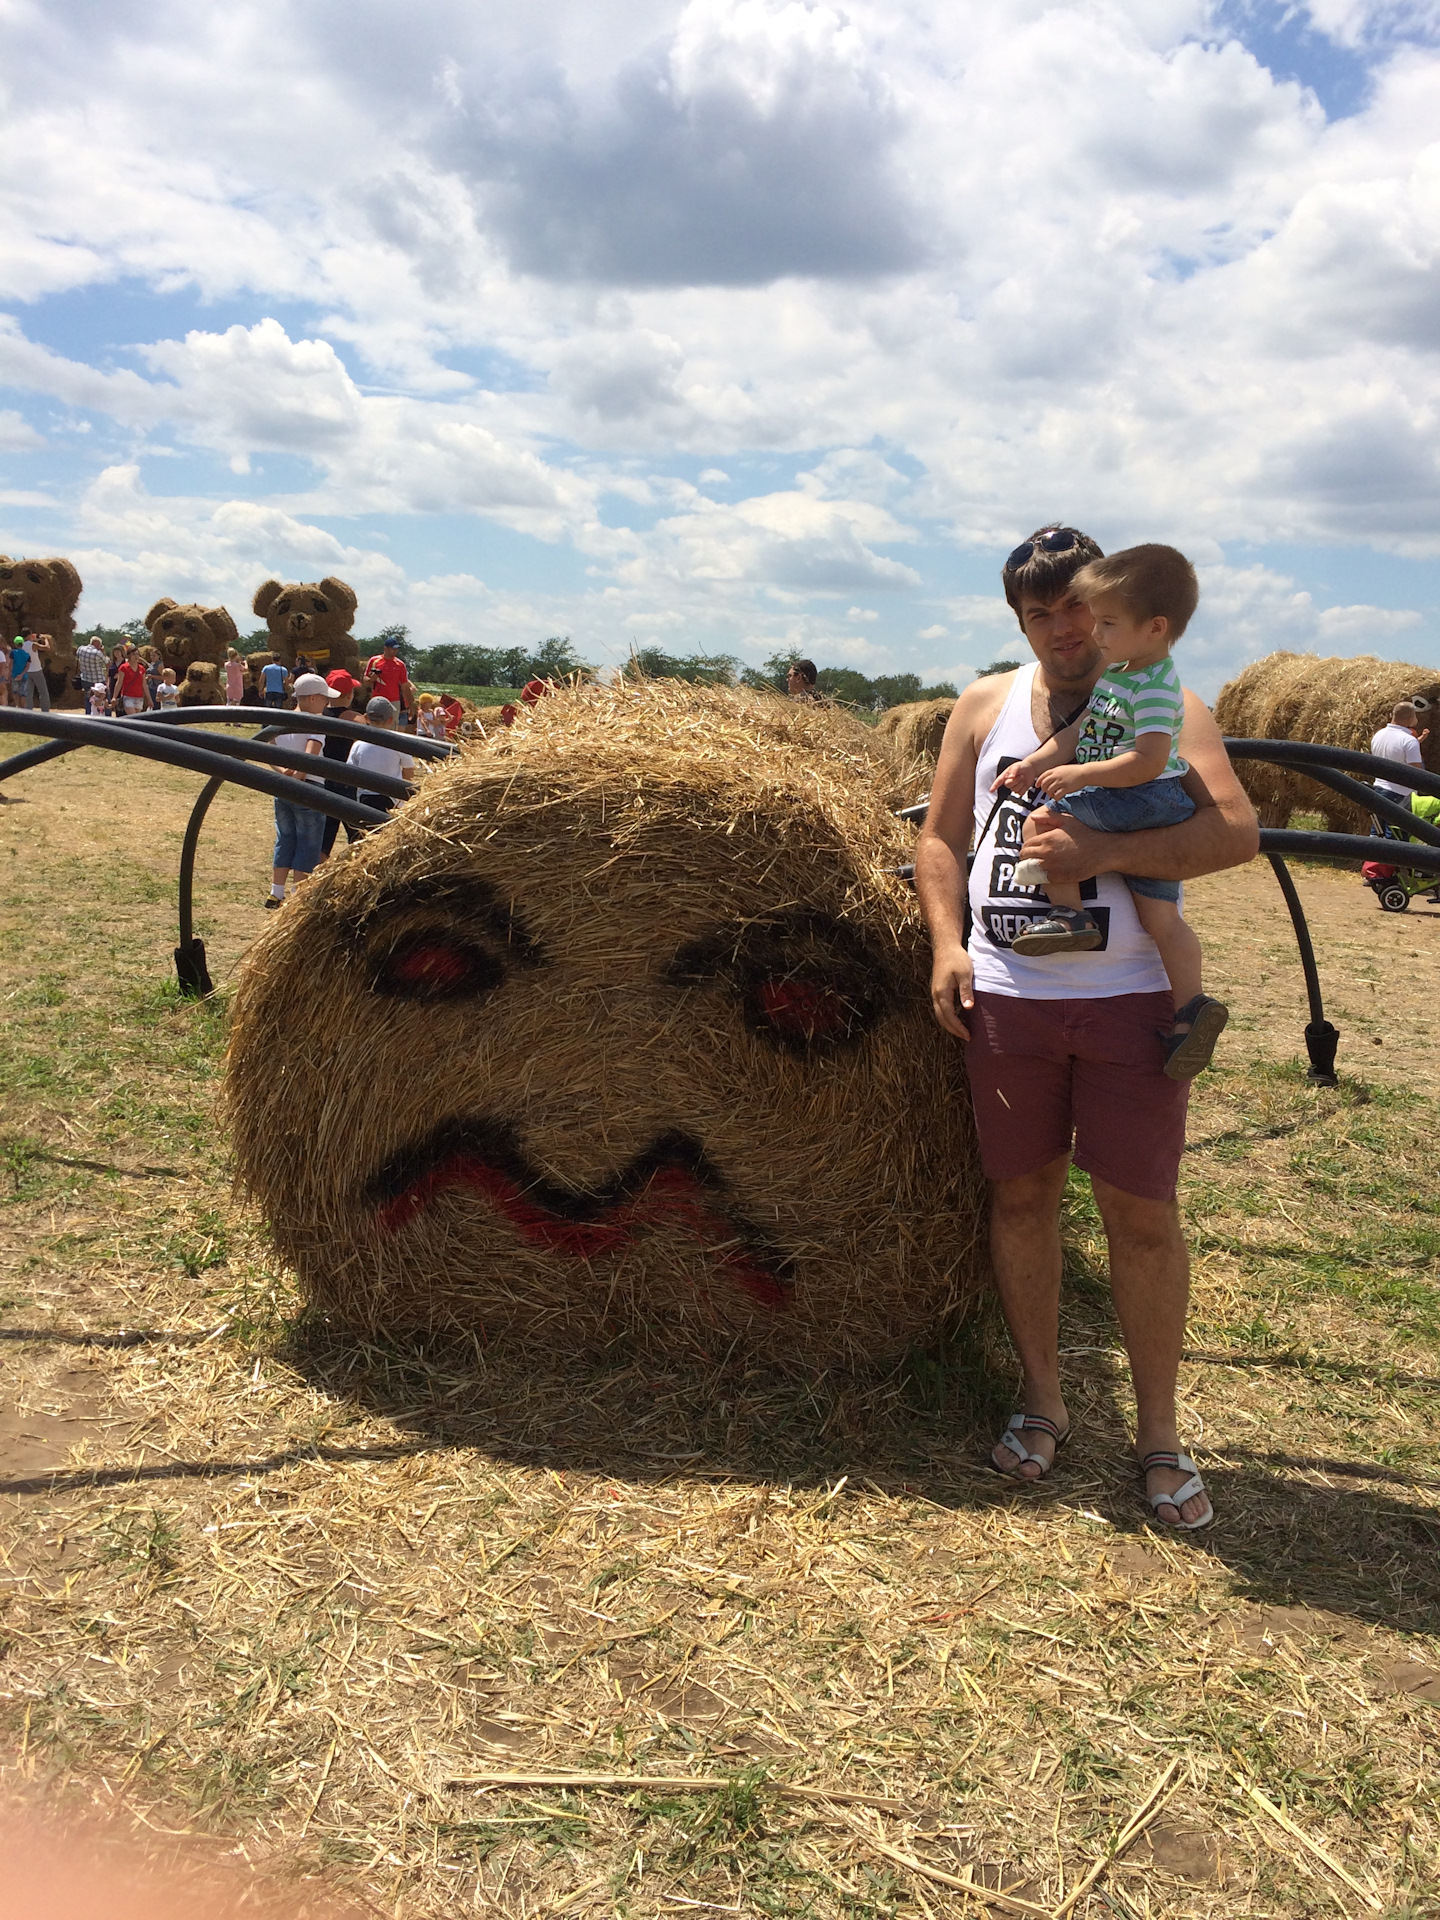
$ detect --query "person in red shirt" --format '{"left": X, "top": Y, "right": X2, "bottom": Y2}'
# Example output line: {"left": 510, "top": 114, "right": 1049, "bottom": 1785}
{"left": 116, "top": 647, "right": 149, "bottom": 715}
{"left": 363, "top": 636, "right": 411, "bottom": 719}
{"left": 436, "top": 691, "right": 465, "bottom": 739}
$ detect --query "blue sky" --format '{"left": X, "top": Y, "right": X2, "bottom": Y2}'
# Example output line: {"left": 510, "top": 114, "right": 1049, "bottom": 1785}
{"left": 2, "top": 0, "right": 1440, "bottom": 696}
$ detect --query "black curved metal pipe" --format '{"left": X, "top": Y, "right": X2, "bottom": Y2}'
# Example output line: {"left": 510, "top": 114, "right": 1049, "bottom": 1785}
{"left": 1266, "top": 855, "right": 1339, "bottom": 1087}
{"left": 143, "top": 706, "right": 455, "bottom": 758}
{"left": 1247, "top": 760, "right": 1440, "bottom": 846}
{"left": 0, "top": 710, "right": 388, "bottom": 827}
{"left": 1225, "top": 736, "right": 1440, "bottom": 802}
{"left": 119, "top": 717, "right": 413, "bottom": 800}
{"left": 1258, "top": 827, "right": 1440, "bottom": 876}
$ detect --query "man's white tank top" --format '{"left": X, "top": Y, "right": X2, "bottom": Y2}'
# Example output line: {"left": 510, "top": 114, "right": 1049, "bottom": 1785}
{"left": 968, "top": 663, "right": 1171, "bottom": 999}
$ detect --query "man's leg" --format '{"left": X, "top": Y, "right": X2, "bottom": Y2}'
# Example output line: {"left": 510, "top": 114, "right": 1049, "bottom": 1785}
{"left": 989, "top": 1152, "right": 1072, "bottom": 1477}
{"left": 1090, "top": 1177, "right": 1210, "bottom": 1526}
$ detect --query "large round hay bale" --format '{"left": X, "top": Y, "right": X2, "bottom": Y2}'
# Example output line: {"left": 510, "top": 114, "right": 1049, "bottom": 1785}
{"left": 145, "top": 598, "right": 238, "bottom": 674}
{"left": 1215, "top": 652, "right": 1440, "bottom": 830}
{"left": 226, "top": 684, "right": 984, "bottom": 1369}
{"left": 875, "top": 697, "right": 955, "bottom": 771}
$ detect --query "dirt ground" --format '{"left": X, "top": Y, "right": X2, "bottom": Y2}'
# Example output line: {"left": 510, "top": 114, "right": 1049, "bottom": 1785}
{"left": 1, "top": 741, "right": 1437, "bottom": 1919}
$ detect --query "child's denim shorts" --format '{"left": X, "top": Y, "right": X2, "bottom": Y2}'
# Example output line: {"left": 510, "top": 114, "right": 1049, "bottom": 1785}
{"left": 1047, "top": 776, "right": 1195, "bottom": 903}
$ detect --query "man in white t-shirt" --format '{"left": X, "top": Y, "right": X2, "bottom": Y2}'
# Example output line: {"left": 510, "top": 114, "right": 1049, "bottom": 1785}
{"left": 1370, "top": 702, "right": 1428, "bottom": 805}
{"left": 915, "top": 526, "right": 1258, "bottom": 1530}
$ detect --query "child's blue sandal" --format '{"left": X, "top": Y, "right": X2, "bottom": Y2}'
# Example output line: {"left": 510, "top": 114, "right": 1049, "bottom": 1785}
{"left": 1161, "top": 994, "right": 1229, "bottom": 1079}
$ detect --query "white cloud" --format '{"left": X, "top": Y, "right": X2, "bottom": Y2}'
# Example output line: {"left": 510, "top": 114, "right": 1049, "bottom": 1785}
{"left": 1185, "top": 560, "right": 1427, "bottom": 697}
{"left": 0, "top": 0, "right": 1439, "bottom": 672}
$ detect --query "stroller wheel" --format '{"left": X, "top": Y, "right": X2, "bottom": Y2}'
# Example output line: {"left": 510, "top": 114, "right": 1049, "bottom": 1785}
{"left": 1378, "top": 883, "right": 1411, "bottom": 912}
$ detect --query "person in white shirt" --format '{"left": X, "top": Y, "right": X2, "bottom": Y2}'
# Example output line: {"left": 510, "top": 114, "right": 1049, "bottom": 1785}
{"left": 155, "top": 669, "right": 180, "bottom": 711}
{"left": 345, "top": 697, "right": 415, "bottom": 827}
{"left": 1371, "top": 702, "right": 1429, "bottom": 807}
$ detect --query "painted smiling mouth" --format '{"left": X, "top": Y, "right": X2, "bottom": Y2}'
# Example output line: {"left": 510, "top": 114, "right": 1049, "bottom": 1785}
{"left": 367, "top": 1119, "right": 793, "bottom": 1309}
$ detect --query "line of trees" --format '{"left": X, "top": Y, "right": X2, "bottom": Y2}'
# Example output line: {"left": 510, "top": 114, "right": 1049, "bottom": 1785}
{"left": 625, "top": 646, "right": 958, "bottom": 709}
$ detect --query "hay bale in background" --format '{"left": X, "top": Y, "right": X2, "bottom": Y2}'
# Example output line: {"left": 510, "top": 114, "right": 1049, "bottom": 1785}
{"left": 178, "top": 660, "right": 222, "bottom": 706}
{"left": 1215, "top": 652, "right": 1440, "bottom": 830}
{"left": 227, "top": 683, "right": 984, "bottom": 1370}
{"left": 145, "top": 598, "right": 239, "bottom": 676}
{"left": 0, "top": 556, "right": 83, "bottom": 707}
{"left": 252, "top": 576, "right": 360, "bottom": 675}
{"left": 875, "top": 697, "right": 955, "bottom": 772}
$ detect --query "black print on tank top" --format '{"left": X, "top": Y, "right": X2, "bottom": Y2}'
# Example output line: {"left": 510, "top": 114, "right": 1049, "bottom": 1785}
{"left": 982, "top": 904, "right": 1112, "bottom": 951}
{"left": 987, "top": 789, "right": 1097, "bottom": 903}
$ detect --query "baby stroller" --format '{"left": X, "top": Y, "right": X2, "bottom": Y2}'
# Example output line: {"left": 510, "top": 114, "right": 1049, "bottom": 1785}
{"left": 1363, "top": 793, "right": 1440, "bottom": 912}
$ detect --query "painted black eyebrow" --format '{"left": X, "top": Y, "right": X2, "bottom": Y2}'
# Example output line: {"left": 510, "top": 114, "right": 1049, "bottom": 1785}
{"left": 343, "top": 873, "right": 543, "bottom": 966}
{"left": 665, "top": 909, "right": 887, "bottom": 988}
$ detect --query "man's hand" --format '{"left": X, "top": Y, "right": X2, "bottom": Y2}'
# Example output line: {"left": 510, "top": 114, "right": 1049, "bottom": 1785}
{"left": 1036, "top": 763, "right": 1088, "bottom": 799}
{"left": 930, "top": 941, "right": 974, "bottom": 1040}
{"left": 1022, "top": 810, "right": 1108, "bottom": 885}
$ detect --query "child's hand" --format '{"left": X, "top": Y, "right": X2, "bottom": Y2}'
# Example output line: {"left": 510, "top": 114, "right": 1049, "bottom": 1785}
{"left": 990, "top": 759, "right": 1033, "bottom": 796}
{"left": 1037, "top": 764, "right": 1088, "bottom": 799}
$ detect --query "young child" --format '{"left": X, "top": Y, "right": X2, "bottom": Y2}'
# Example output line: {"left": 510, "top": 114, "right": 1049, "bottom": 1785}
{"left": 993, "top": 542, "right": 1229, "bottom": 1079}
{"left": 224, "top": 647, "right": 245, "bottom": 705}
{"left": 155, "top": 668, "right": 180, "bottom": 711}
{"left": 86, "top": 679, "right": 110, "bottom": 716}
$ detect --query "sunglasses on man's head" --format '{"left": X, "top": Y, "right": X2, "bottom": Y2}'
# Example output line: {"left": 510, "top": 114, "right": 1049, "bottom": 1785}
{"left": 1004, "top": 527, "right": 1081, "bottom": 571}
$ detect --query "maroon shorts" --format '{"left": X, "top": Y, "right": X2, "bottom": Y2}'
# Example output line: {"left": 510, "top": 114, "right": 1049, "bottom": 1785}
{"left": 964, "top": 991, "right": 1188, "bottom": 1202}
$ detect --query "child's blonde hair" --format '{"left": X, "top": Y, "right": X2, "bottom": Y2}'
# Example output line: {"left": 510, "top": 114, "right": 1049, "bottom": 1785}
{"left": 1072, "top": 543, "right": 1199, "bottom": 642}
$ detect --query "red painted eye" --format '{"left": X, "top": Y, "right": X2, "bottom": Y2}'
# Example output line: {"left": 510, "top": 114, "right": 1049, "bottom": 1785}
{"left": 754, "top": 976, "right": 851, "bottom": 1044}
{"left": 375, "top": 938, "right": 505, "bottom": 1000}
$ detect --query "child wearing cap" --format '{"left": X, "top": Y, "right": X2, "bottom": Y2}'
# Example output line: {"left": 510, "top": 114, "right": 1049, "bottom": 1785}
{"left": 267, "top": 673, "right": 333, "bottom": 907}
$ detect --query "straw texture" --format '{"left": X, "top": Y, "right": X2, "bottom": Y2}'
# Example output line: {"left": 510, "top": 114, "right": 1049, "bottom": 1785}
{"left": 179, "top": 660, "right": 223, "bottom": 705}
{"left": 0, "top": 555, "right": 83, "bottom": 707}
{"left": 227, "top": 683, "right": 985, "bottom": 1367}
{"left": 1214, "top": 652, "right": 1440, "bottom": 829}
{"left": 145, "top": 598, "right": 240, "bottom": 675}
{"left": 874, "top": 698, "right": 955, "bottom": 771}
{"left": 252, "top": 576, "right": 361, "bottom": 674}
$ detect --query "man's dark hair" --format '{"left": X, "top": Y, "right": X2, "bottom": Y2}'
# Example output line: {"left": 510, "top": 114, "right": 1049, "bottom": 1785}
{"left": 1001, "top": 526, "right": 1104, "bottom": 627}
{"left": 1072, "top": 544, "right": 1199, "bottom": 642}
{"left": 791, "top": 659, "right": 817, "bottom": 685}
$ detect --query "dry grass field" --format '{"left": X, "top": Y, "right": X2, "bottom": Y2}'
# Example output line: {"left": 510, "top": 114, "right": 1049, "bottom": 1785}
{"left": 1, "top": 738, "right": 1437, "bottom": 1919}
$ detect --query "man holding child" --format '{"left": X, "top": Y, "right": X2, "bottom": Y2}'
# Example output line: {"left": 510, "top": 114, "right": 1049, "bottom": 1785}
{"left": 917, "top": 526, "right": 1258, "bottom": 1530}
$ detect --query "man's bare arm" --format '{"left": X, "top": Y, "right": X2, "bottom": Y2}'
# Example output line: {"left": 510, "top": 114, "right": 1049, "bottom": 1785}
{"left": 1024, "top": 691, "right": 1258, "bottom": 886}
{"left": 913, "top": 676, "right": 1008, "bottom": 1038}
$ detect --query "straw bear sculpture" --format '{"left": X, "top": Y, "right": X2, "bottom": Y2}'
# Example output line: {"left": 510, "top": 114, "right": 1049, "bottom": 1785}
{"left": 228, "top": 684, "right": 986, "bottom": 1368}
{"left": 1215, "top": 651, "right": 1440, "bottom": 833}
{"left": 0, "top": 556, "right": 83, "bottom": 705}
{"left": 145, "top": 599, "right": 240, "bottom": 678}
{"left": 252, "top": 576, "right": 361, "bottom": 675}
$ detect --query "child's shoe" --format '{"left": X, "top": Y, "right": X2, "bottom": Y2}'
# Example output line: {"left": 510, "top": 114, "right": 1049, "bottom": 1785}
{"left": 1011, "top": 907, "right": 1104, "bottom": 955}
{"left": 1162, "top": 995, "right": 1228, "bottom": 1079}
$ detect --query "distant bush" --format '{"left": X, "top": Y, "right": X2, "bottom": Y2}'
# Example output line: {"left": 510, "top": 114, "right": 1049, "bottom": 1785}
{"left": 377, "top": 634, "right": 590, "bottom": 687}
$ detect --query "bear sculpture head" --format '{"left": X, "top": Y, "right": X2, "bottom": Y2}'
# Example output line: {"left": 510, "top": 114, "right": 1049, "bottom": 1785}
{"left": 0, "top": 557, "right": 83, "bottom": 705}
{"left": 178, "top": 661, "right": 222, "bottom": 707}
{"left": 252, "top": 577, "right": 359, "bottom": 674}
{"left": 227, "top": 685, "right": 982, "bottom": 1372}
{"left": 144, "top": 600, "right": 239, "bottom": 676}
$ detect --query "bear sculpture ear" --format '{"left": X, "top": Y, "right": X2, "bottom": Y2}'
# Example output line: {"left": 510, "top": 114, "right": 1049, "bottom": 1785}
{"left": 145, "top": 598, "right": 178, "bottom": 631}
{"left": 317, "top": 576, "right": 357, "bottom": 618}
{"left": 208, "top": 606, "right": 240, "bottom": 647}
{"left": 253, "top": 580, "right": 283, "bottom": 617}
{"left": 47, "top": 559, "right": 82, "bottom": 601}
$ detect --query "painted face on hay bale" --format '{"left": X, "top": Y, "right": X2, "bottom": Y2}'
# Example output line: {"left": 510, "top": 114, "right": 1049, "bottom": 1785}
{"left": 144, "top": 598, "right": 239, "bottom": 673}
{"left": 227, "top": 688, "right": 982, "bottom": 1367}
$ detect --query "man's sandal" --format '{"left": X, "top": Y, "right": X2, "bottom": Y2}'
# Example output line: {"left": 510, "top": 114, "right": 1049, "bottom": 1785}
{"left": 989, "top": 1413, "right": 1071, "bottom": 1481}
{"left": 1141, "top": 1450, "right": 1214, "bottom": 1530}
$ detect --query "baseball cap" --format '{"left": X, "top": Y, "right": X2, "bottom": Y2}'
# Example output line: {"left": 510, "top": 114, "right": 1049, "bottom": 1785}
{"left": 325, "top": 669, "right": 359, "bottom": 700}
{"left": 292, "top": 672, "right": 332, "bottom": 699}
{"left": 366, "top": 696, "right": 397, "bottom": 722}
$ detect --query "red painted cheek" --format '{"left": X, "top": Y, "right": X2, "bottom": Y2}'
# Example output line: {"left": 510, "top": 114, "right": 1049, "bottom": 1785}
{"left": 754, "top": 977, "right": 850, "bottom": 1043}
